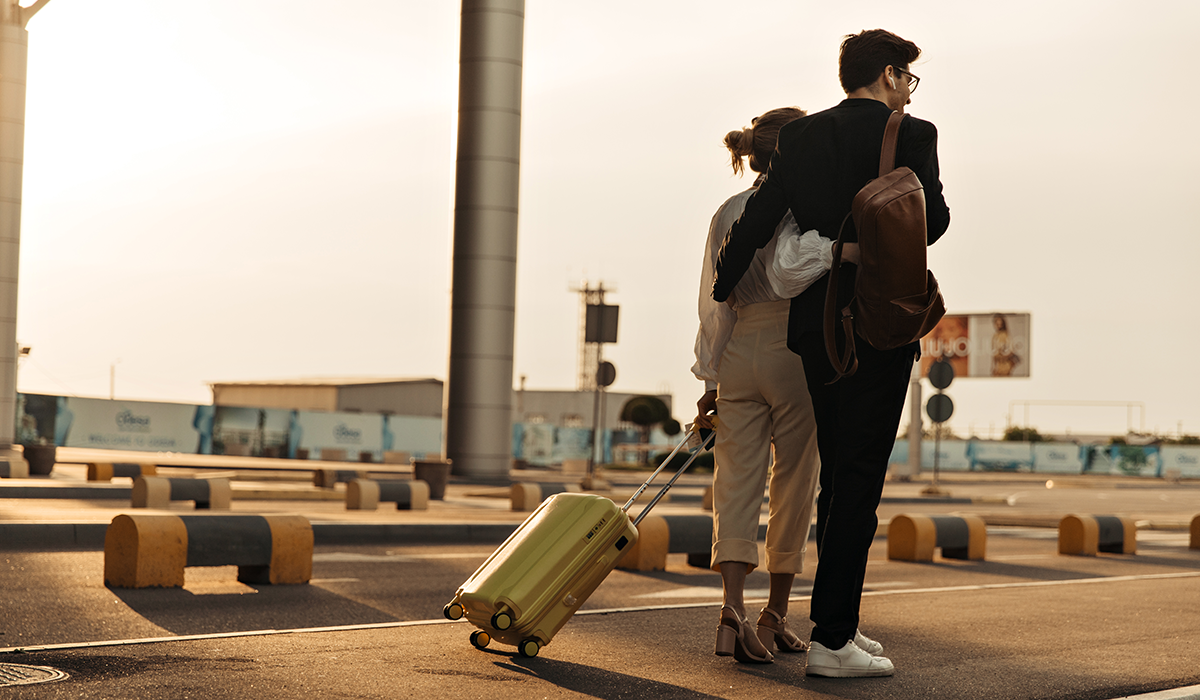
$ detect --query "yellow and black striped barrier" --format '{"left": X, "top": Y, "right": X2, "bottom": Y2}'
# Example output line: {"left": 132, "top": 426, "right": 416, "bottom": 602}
{"left": 888, "top": 514, "right": 987, "bottom": 562}
{"left": 104, "top": 513, "right": 312, "bottom": 588}
{"left": 88, "top": 463, "right": 157, "bottom": 482}
{"left": 0, "top": 456, "right": 28, "bottom": 478}
{"left": 1058, "top": 514, "right": 1137, "bottom": 556}
{"left": 313, "top": 469, "right": 368, "bottom": 488}
{"left": 132, "top": 476, "right": 231, "bottom": 510}
{"left": 346, "top": 479, "right": 430, "bottom": 511}
{"left": 509, "top": 482, "right": 582, "bottom": 512}
{"left": 618, "top": 514, "right": 712, "bottom": 571}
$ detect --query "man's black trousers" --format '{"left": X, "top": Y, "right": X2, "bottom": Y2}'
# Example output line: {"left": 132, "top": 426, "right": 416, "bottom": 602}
{"left": 795, "top": 327, "right": 916, "bottom": 651}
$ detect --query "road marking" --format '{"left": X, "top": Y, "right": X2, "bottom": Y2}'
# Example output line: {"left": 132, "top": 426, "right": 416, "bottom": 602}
{"left": 631, "top": 580, "right": 914, "bottom": 601}
{"left": 1112, "top": 685, "right": 1200, "bottom": 700}
{"left": 576, "top": 571, "right": 1200, "bottom": 616}
{"left": 312, "top": 552, "right": 486, "bottom": 563}
{"left": 6, "top": 570, "right": 1199, "bottom": 655}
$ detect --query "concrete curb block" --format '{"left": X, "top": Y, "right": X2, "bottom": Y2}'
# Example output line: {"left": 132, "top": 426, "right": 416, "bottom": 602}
{"left": 618, "top": 515, "right": 726, "bottom": 572}
{"left": 132, "top": 476, "right": 232, "bottom": 510}
{"left": 346, "top": 479, "right": 430, "bottom": 511}
{"left": 509, "top": 482, "right": 581, "bottom": 512}
{"left": 103, "top": 514, "right": 313, "bottom": 588}
{"left": 888, "top": 514, "right": 987, "bottom": 561}
{"left": 88, "top": 463, "right": 157, "bottom": 482}
{"left": 1059, "top": 514, "right": 1137, "bottom": 556}
{"left": 309, "top": 522, "right": 521, "bottom": 545}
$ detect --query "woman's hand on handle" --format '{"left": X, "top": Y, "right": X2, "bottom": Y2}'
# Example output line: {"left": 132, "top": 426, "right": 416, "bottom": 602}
{"left": 694, "top": 389, "right": 718, "bottom": 430}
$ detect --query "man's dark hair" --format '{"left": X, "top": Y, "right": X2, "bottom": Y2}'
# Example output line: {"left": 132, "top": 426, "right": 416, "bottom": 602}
{"left": 839, "top": 29, "right": 921, "bottom": 93}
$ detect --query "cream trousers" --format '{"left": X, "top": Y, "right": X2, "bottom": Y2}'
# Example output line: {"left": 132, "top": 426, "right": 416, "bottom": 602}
{"left": 712, "top": 300, "right": 820, "bottom": 573}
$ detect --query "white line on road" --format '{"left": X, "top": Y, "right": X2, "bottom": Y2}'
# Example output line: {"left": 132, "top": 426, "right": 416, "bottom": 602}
{"left": 312, "top": 552, "right": 486, "bottom": 563}
{"left": 1112, "top": 685, "right": 1200, "bottom": 700}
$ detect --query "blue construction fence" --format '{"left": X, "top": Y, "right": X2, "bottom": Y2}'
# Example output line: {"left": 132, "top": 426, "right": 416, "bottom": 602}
{"left": 17, "top": 392, "right": 1200, "bottom": 477}
{"left": 888, "top": 439, "right": 1200, "bottom": 478}
{"left": 15, "top": 393, "right": 441, "bottom": 461}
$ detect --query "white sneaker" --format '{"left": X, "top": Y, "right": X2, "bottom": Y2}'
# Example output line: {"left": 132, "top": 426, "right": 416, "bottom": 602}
{"left": 854, "top": 629, "right": 883, "bottom": 656}
{"left": 806, "top": 641, "right": 894, "bottom": 678}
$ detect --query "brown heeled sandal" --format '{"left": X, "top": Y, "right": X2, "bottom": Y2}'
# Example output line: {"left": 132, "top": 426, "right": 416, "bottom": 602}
{"left": 715, "top": 605, "right": 773, "bottom": 663}
{"left": 756, "top": 607, "right": 808, "bottom": 653}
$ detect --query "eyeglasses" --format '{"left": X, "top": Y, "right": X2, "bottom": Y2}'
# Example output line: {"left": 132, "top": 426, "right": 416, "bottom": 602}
{"left": 893, "top": 66, "right": 920, "bottom": 94}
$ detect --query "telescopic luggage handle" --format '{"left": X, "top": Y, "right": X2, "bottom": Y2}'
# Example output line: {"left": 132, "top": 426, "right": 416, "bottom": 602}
{"left": 621, "top": 418, "right": 716, "bottom": 526}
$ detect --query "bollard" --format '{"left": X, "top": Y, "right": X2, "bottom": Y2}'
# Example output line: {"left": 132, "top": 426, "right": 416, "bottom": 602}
{"left": 888, "top": 514, "right": 987, "bottom": 561}
{"left": 509, "top": 482, "right": 580, "bottom": 512}
{"left": 617, "top": 514, "right": 670, "bottom": 571}
{"left": 1058, "top": 514, "right": 1137, "bottom": 556}
{"left": 88, "top": 463, "right": 157, "bottom": 482}
{"left": 0, "top": 456, "right": 29, "bottom": 478}
{"left": 1191, "top": 514, "right": 1200, "bottom": 550}
{"left": 701, "top": 485, "right": 714, "bottom": 512}
{"left": 617, "top": 514, "right": 713, "bottom": 571}
{"left": 313, "top": 469, "right": 367, "bottom": 488}
{"left": 104, "top": 513, "right": 312, "bottom": 588}
{"left": 345, "top": 479, "right": 429, "bottom": 511}
{"left": 132, "top": 476, "right": 231, "bottom": 510}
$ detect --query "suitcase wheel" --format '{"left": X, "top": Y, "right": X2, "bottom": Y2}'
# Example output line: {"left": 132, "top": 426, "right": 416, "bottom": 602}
{"left": 517, "top": 639, "right": 540, "bottom": 658}
{"left": 470, "top": 630, "right": 491, "bottom": 649}
{"left": 443, "top": 603, "right": 464, "bottom": 621}
{"left": 491, "top": 610, "right": 513, "bottom": 631}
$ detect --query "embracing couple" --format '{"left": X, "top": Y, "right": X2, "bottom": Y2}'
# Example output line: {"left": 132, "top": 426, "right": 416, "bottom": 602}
{"left": 692, "top": 28, "right": 951, "bottom": 678}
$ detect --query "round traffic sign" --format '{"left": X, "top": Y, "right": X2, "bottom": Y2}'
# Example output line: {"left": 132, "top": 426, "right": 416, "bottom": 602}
{"left": 596, "top": 361, "right": 616, "bottom": 387}
{"left": 926, "top": 393, "right": 954, "bottom": 423}
{"left": 928, "top": 358, "right": 955, "bottom": 390}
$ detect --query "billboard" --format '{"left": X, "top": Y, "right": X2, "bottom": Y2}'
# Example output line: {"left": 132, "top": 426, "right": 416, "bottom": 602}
{"left": 53, "top": 396, "right": 213, "bottom": 453}
{"left": 919, "top": 312, "right": 1031, "bottom": 378}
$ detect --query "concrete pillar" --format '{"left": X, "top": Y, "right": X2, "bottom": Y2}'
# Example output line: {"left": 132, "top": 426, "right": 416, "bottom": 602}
{"left": 444, "top": 0, "right": 523, "bottom": 480}
{"left": 0, "top": 0, "right": 49, "bottom": 451}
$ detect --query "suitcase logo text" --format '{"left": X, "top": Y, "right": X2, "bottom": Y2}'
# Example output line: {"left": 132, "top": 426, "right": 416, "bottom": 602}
{"left": 586, "top": 517, "right": 608, "bottom": 541}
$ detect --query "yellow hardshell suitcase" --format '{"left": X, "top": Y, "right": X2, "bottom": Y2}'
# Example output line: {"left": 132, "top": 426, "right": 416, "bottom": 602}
{"left": 442, "top": 424, "right": 714, "bottom": 657}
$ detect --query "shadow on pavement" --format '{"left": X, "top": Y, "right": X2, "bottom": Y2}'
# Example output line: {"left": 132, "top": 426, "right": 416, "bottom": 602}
{"left": 109, "top": 583, "right": 398, "bottom": 635}
{"left": 497, "top": 659, "right": 728, "bottom": 700}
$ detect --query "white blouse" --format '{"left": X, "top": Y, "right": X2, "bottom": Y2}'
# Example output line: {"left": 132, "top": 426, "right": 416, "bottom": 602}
{"left": 691, "top": 187, "right": 834, "bottom": 391}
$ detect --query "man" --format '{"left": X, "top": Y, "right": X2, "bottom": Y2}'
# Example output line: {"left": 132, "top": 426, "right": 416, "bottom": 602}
{"left": 712, "top": 29, "right": 950, "bottom": 677}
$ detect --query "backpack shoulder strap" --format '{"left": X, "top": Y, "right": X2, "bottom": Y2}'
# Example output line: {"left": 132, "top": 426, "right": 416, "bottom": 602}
{"left": 879, "top": 111, "right": 906, "bottom": 177}
{"left": 823, "top": 213, "right": 859, "bottom": 382}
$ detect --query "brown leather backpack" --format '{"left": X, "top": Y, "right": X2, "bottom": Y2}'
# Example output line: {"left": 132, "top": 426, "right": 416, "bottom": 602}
{"left": 823, "top": 110, "right": 945, "bottom": 382}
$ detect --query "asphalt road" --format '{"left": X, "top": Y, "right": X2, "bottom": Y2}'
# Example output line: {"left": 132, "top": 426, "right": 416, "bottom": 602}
{"left": 3, "top": 527, "right": 1200, "bottom": 699}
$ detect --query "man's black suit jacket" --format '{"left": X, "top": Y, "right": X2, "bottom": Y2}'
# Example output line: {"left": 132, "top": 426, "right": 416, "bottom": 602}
{"left": 712, "top": 98, "right": 950, "bottom": 377}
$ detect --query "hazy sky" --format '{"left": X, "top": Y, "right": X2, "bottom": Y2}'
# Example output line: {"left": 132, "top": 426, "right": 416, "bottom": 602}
{"left": 14, "top": 1, "right": 1200, "bottom": 438}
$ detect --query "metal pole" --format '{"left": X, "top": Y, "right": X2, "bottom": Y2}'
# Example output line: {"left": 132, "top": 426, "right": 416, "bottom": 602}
{"left": 443, "top": 0, "right": 524, "bottom": 480}
{"left": 905, "top": 365, "right": 922, "bottom": 479}
{"left": 588, "top": 345, "right": 602, "bottom": 478}
{"left": 0, "top": 1, "right": 51, "bottom": 454}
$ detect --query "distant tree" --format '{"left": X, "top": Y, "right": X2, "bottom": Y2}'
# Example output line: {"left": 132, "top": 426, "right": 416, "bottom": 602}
{"left": 1004, "top": 426, "right": 1046, "bottom": 443}
{"left": 619, "top": 395, "right": 674, "bottom": 463}
{"left": 1164, "top": 434, "right": 1200, "bottom": 445}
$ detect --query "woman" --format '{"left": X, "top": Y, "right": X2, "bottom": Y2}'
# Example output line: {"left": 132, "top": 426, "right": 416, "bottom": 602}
{"left": 692, "top": 107, "right": 829, "bottom": 663}
{"left": 991, "top": 313, "right": 1019, "bottom": 377}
